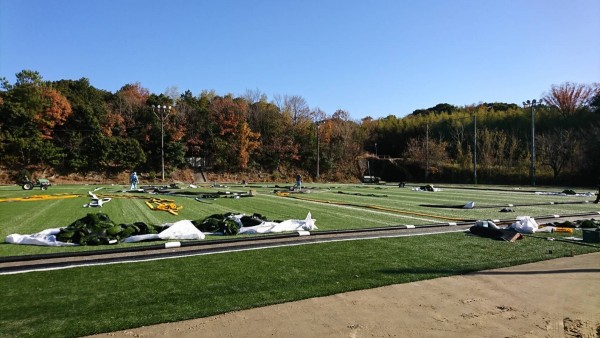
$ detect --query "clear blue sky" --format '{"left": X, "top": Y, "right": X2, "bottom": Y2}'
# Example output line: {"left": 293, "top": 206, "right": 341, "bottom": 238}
{"left": 1, "top": 0, "right": 599, "bottom": 119}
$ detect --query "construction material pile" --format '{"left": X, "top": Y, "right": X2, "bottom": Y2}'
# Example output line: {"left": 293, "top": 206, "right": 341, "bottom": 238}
{"left": 192, "top": 213, "right": 268, "bottom": 235}
{"left": 56, "top": 213, "right": 163, "bottom": 245}
{"left": 543, "top": 219, "right": 600, "bottom": 229}
{"left": 145, "top": 198, "right": 183, "bottom": 215}
{"left": 6, "top": 212, "right": 317, "bottom": 246}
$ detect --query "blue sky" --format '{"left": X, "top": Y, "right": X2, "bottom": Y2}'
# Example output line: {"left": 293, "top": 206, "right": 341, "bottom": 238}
{"left": 1, "top": 0, "right": 599, "bottom": 119}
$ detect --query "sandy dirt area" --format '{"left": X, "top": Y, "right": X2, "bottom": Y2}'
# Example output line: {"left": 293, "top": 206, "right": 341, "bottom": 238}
{"left": 90, "top": 252, "right": 600, "bottom": 338}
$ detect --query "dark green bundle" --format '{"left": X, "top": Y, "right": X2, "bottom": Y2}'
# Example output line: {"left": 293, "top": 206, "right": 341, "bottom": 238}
{"left": 552, "top": 220, "right": 575, "bottom": 228}
{"left": 546, "top": 219, "right": 600, "bottom": 229}
{"left": 56, "top": 213, "right": 162, "bottom": 245}
{"left": 195, "top": 216, "right": 222, "bottom": 232}
{"left": 56, "top": 213, "right": 116, "bottom": 245}
{"left": 118, "top": 222, "right": 162, "bottom": 238}
{"left": 240, "top": 213, "right": 267, "bottom": 227}
{"left": 579, "top": 219, "right": 600, "bottom": 229}
{"left": 192, "top": 212, "right": 243, "bottom": 235}
{"left": 221, "top": 219, "right": 239, "bottom": 235}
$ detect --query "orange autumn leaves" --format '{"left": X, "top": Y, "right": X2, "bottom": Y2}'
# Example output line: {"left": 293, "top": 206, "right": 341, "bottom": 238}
{"left": 209, "top": 96, "right": 260, "bottom": 170}
{"left": 35, "top": 88, "right": 72, "bottom": 139}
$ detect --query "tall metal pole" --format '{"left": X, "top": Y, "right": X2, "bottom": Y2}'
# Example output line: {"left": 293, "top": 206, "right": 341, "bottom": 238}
{"left": 316, "top": 123, "right": 320, "bottom": 179}
{"left": 160, "top": 112, "right": 165, "bottom": 181}
{"left": 523, "top": 99, "right": 542, "bottom": 186}
{"left": 315, "top": 120, "right": 325, "bottom": 179}
{"left": 152, "top": 105, "right": 171, "bottom": 181}
{"left": 473, "top": 112, "right": 477, "bottom": 184}
{"left": 530, "top": 104, "right": 535, "bottom": 186}
{"left": 425, "top": 122, "right": 429, "bottom": 181}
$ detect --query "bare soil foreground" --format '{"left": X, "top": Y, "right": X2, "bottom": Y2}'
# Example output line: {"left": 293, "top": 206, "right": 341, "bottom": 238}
{"left": 90, "top": 252, "right": 600, "bottom": 338}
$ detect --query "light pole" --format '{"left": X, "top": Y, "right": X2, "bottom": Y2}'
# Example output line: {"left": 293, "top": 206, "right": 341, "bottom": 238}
{"left": 473, "top": 112, "right": 477, "bottom": 184}
{"left": 522, "top": 99, "right": 543, "bottom": 186}
{"left": 316, "top": 120, "right": 323, "bottom": 179}
{"left": 152, "top": 104, "right": 172, "bottom": 181}
{"left": 425, "top": 122, "right": 429, "bottom": 181}
{"left": 374, "top": 142, "right": 378, "bottom": 157}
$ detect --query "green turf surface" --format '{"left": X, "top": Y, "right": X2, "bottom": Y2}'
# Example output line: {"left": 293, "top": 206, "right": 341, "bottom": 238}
{"left": 0, "top": 182, "right": 599, "bottom": 256}
{"left": 1, "top": 231, "right": 598, "bottom": 337}
{"left": 0, "top": 182, "right": 599, "bottom": 337}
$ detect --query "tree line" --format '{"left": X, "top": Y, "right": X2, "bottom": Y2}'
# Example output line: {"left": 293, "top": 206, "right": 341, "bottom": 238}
{"left": 0, "top": 70, "right": 598, "bottom": 185}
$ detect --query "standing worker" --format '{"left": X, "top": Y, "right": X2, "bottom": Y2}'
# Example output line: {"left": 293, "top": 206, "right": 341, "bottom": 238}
{"left": 130, "top": 171, "right": 139, "bottom": 190}
{"left": 295, "top": 174, "right": 302, "bottom": 191}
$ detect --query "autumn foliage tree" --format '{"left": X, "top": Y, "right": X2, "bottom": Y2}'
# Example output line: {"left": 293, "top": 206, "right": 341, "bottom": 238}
{"left": 238, "top": 123, "right": 261, "bottom": 170}
{"left": 0, "top": 71, "right": 68, "bottom": 167}
{"left": 208, "top": 95, "right": 261, "bottom": 171}
{"left": 247, "top": 100, "right": 296, "bottom": 171}
{"left": 3, "top": 69, "right": 600, "bottom": 185}
{"left": 543, "top": 82, "right": 599, "bottom": 117}
{"left": 36, "top": 88, "right": 72, "bottom": 139}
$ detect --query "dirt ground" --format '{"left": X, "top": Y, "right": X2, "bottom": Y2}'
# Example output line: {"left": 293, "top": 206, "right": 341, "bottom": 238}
{"left": 90, "top": 252, "right": 600, "bottom": 338}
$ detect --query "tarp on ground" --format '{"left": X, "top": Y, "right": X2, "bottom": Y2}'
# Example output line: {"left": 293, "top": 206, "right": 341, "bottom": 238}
{"left": 508, "top": 216, "right": 539, "bottom": 234}
{"left": 535, "top": 191, "right": 594, "bottom": 197}
{"left": 412, "top": 185, "right": 441, "bottom": 192}
{"left": 123, "top": 220, "right": 205, "bottom": 242}
{"left": 6, "top": 220, "right": 205, "bottom": 246}
{"left": 235, "top": 212, "right": 317, "bottom": 234}
{"left": 5, "top": 214, "right": 317, "bottom": 246}
{"left": 5, "top": 228, "right": 77, "bottom": 247}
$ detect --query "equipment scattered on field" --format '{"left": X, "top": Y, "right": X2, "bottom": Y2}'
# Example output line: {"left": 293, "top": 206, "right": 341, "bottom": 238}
{"left": 470, "top": 216, "right": 600, "bottom": 244}
{"left": 413, "top": 184, "right": 440, "bottom": 192}
{"left": 469, "top": 223, "right": 523, "bottom": 242}
{"left": 362, "top": 175, "right": 381, "bottom": 184}
{"left": 583, "top": 228, "right": 600, "bottom": 243}
{"left": 83, "top": 191, "right": 112, "bottom": 207}
{"left": 145, "top": 197, "right": 183, "bottom": 215}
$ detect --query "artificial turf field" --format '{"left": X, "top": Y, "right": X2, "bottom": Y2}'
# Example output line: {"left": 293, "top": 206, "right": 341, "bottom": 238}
{"left": 1, "top": 182, "right": 599, "bottom": 337}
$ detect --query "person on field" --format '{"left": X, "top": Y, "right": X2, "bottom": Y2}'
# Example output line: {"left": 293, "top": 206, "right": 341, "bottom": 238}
{"left": 595, "top": 179, "right": 600, "bottom": 204}
{"left": 295, "top": 174, "right": 302, "bottom": 191}
{"left": 130, "top": 171, "right": 139, "bottom": 190}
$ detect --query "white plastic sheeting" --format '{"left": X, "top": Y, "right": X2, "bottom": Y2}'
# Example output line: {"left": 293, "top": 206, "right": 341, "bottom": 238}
{"left": 5, "top": 214, "right": 317, "bottom": 246}
{"left": 5, "top": 228, "right": 77, "bottom": 246}
{"left": 535, "top": 191, "right": 594, "bottom": 197}
{"left": 6, "top": 220, "right": 205, "bottom": 246}
{"left": 508, "top": 216, "right": 539, "bottom": 234}
{"left": 123, "top": 220, "right": 205, "bottom": 242}
{"left": 237, "top": 212, "right": 317, "bottom": 234}
{"left": 411, "top": 186, "right": 441, "bottom": 192}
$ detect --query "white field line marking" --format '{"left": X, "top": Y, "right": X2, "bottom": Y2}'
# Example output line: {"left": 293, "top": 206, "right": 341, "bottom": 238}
{"left": 262, "top": 194, "right": 438, "bottom": 223}
{"left": 1, "top": 228, "right": 468, "bottom": 275}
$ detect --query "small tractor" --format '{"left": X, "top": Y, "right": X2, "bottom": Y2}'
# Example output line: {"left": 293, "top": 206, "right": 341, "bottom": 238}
{"left": 21, "top": 177, "right": 51, "bottom": 190}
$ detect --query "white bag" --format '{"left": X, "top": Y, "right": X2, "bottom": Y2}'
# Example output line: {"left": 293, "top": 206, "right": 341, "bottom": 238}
{"left": 509, "top": 216, "right": 539, "bottom": 234}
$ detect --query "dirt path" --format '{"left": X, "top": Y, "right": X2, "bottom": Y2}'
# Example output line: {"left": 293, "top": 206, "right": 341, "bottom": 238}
{"left": 88, "top": 252, "right": 600, "bottom": 338}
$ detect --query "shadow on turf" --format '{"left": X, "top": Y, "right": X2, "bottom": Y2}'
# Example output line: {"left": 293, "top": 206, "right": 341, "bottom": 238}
{"left": 469, "top": 268, "right": 600, "bottom": 275}
{"left": 380, "top": 268, "right": 600, "bottom": 276}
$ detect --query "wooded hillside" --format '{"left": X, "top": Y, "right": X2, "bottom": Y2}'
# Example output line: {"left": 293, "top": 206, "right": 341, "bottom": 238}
{"left": 1, "top": 70, "right": 598, "bottom": 185}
